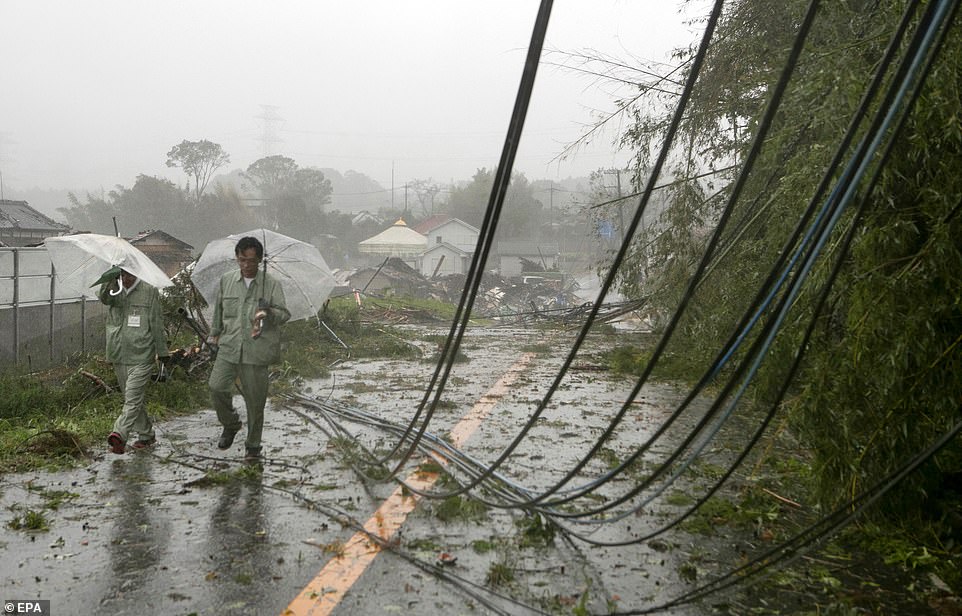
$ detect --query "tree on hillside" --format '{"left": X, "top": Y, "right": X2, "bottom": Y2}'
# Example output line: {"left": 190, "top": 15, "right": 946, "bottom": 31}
{"left": 242, "top": 156, "right": 333, "bottom": 239}
{"left": 290, "top": 167, "right": 333, "bottom": 211}
{"left": 186, "top": 184, "right": 258, "bottom": 247}
{"left": 122, "top": 175, "right": 192, "bottom": 234}
{"left": 242, "top": 155, "right": 299, "bottom": 199}
{"left": 446, "top": 168, "right": 493, "bottom": 227}
{"left": 446, "top": 168, "right": 543, "bottom": 239}
{"left": 58, "top": 176, "right": 190, "bottom": 237}
{"left": 165, "top": 139, "right": 230, "bottom": 201}
{"left": 500, "top": 172, "right": 545, "bottom": 240}
{"left": 314, "top": 209, "right": 355, "bottom": 267}
{"left": 58, "top": 175, "right": 255, "bottom": 248}
{"left": 59, "top": 189, "right": 120, "bottom": 234}
{"left": 321, "top": 168, "right": 388, "bottom": 214}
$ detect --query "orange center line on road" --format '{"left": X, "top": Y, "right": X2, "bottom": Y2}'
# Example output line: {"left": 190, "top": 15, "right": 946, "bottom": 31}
{"left": 282, "top": 352, "right": 536, "bottom": 616}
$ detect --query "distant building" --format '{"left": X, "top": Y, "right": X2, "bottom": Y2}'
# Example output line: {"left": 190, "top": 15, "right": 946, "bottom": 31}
{"left": 412, "top": 215, "right": 451, "bottom": 235}
{"left": 351, "top": 210, "right": 383, "bottom": 226}
{"left": 0, "top": 199, "right": 70, "bottom": 247}
{"left": 127, "top": 230, "right": 195, "bottom": 278}
{"left": 348, "top": 257, "right": 424, "bottom": 296}
{"left": 496, "top": 240, "right": 560, "bottom": 277}
{"left": 409, "top": 217, "right": 477, "bottom": 277}
{"left": 415, "top": 217, "right": 479, "bottom": 253}
{"left": 357, "top": 218, "right": 427, "bottom": 265}
{"left": 418, "top": 242, "right": 472, "bottom": 278}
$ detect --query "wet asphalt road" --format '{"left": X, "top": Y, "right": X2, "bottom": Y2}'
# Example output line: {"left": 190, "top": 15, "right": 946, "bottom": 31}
{"left": 0, "top": 324, "right": 718, "bottom": 616}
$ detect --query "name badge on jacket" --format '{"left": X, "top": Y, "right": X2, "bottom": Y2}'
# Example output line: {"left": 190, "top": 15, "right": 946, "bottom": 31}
{"left": 127, "top": 315, "right": 142, "bottom": 327}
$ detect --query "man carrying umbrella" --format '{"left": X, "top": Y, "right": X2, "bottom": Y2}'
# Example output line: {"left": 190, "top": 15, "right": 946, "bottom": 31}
{"left": 99, "top": 267, "right": 170, "bottom": 454}
{"left": 208, "top": 236, "right": 291, "bottom": 460}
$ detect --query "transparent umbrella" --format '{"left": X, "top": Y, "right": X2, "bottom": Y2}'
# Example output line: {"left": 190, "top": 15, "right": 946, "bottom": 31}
{"left": 44, "top": 233, "right": 174, "bottom": 298}
{"left": 190, "top": 229, "right": 336, "bottom": 322}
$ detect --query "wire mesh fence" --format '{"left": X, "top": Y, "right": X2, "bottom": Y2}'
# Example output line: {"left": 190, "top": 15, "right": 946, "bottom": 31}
{"left": 0, "top": 247, "right": 105, "bottom": 372}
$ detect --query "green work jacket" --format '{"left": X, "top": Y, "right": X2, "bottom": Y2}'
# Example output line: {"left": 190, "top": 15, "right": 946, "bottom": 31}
{"left": 99, "top": 280, "right": 168, "bottom": 365}
{"left": 210, "top": 269, "right": 290, "bottom": 365}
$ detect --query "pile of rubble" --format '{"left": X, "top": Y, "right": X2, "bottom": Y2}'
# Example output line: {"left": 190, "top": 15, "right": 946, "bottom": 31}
{"left": 334, "top": 258, "right": 645, "bottom": 327}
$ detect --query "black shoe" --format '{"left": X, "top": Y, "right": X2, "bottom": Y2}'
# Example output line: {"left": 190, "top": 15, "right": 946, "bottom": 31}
{"left": 218, "top": 424, "right": 241, "bottom": 450}
{"left": 244, "top": 447, "right": 261, "bottom": 461}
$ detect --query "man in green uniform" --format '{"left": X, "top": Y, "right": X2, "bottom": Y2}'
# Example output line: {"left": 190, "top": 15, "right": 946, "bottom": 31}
{"left": 100, "top": 268, "right": 169, "bottom": 454}
{"left": 208, "top": 236, "right": 290, "bottom": 460}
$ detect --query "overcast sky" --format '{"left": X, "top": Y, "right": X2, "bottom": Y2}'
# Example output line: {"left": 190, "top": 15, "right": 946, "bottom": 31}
{"left": 1, "top": 1, "right": 707, "bottom": 193}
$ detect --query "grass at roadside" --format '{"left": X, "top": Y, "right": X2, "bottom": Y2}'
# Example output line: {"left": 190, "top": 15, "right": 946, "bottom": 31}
{"left": 0, "top": 295, "right": 446, "bottom": 475}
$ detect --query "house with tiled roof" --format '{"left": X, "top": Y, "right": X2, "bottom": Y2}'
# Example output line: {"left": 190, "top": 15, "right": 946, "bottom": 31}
{"left": 0, "top": 199, "right": 70, "bottom": 247}
{"left": 126, "top": 230, "right": 195, "bottom": 278}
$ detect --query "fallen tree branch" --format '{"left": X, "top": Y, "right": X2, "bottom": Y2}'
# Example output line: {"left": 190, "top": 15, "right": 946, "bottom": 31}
{"left": 79, "top": 370, "right": 113, "bottom": 394}
{"left": 762, "top": 487, "right": 803, "bottom": 508}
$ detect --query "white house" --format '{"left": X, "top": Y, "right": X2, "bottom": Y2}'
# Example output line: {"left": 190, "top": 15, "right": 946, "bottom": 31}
{"left": 413, "top": 216, "right": 479, "bottom": 277}
{"left": 415, "top": 216, "right": 479, "bottom": 252}
{"left": 418, "top": 242, "right": 472, "bottom": 278}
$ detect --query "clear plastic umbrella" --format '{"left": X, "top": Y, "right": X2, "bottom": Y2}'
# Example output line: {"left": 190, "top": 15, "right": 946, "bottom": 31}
{"left": 190, "top": 229, "right": 335, "bottom": 322}
{"left": 44, "top": 233, "right": 174, "bottom": 298}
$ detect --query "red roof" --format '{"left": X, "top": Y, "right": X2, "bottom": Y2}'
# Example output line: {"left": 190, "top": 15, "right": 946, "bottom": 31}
{"left": 412, "top": 215, "right": 451, "bottom": 235}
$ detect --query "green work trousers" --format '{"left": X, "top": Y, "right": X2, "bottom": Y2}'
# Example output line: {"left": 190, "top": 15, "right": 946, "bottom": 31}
{"left": 209, "top": 358, "right": 270, "bottom": 450}
{"left": 112, "top": 362, "right": 155, "bottom": 443}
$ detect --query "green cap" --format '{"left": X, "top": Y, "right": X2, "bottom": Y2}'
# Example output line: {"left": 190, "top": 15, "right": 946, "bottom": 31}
{"left": 91, "top": 266, "right": 123, "bottom": 287}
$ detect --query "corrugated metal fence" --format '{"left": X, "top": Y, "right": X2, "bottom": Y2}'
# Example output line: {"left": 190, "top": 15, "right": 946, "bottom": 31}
{"left": 0, "top": 247, "right": 106, "bottom": 372}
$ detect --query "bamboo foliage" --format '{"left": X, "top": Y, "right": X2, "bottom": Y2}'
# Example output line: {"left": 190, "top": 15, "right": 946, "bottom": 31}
{"left": 597, "top": 0, "right": 961, "bottom": 514}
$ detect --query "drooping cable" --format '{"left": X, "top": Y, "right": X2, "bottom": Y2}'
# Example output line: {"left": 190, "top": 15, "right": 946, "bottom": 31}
{"left": 277, "top": 2, "right": 960, "bottom": 609}
{"left": 520, "top": 0, "right": 824, "bottom": 510}
{"left": 536, "top": 0, "right": 959, "bottom": 559}
{"left": 372, "top": 0, "right": 948, "bottom": 548}
{"left": 526, "top": 0, "right": 950, "bottom": 528}
{"left": 377, "top": 0, "right": 555, "bottom": 475}
{"left": 388, "top": 0, "right": 727, "bottom": 504}
{"left": 618, "top": 417, "right": 962, "bottom": 614}
{"left": 549, "top": 0, "right": 937, "bottom": 518}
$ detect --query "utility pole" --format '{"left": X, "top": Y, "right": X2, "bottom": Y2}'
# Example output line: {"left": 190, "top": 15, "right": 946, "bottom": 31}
{"left": 603, "top": 168, "right": 626, "bottom": 241}
{"left": 548, "top": 181, "right": 565, "bottom": 266}
{"left": 615, "top": 170, "right": 624, "bottom": 242}
{"left": 548, "top": 180, "right": 554, "bottom": 229}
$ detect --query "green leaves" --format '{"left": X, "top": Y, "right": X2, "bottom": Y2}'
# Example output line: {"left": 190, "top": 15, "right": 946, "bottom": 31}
{"left": 600, "top": 0, "right": 962, "bottom": 522}
{"left": 165, "top": 139, "right": 230, "bottom": 201}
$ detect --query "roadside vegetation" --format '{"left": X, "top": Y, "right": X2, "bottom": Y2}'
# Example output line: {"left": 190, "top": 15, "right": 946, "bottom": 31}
{"left": 0, "top": 294, "right": 445, "bottom": 474}
{"left": 583, "top": 0, "right": 961, "bottom": 605}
